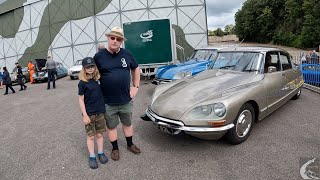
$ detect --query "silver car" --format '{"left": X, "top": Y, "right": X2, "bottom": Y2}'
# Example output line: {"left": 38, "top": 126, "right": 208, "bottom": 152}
{"left": 68, "top": 60, "right": 82, "bottom": 80}
{"left": 143, "top": 47, "right": 303, "bottom": 144}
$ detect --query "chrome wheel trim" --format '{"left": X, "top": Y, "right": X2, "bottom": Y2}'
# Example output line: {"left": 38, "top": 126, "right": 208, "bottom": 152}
{"left": 236, "top": 110, "right": 252, "bottom": 138}
{"left": 297, "top": 89, "right": 301, "bottom": 96}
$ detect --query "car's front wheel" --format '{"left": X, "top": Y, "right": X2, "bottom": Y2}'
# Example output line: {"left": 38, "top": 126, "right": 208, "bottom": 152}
{"left": 22, "top": 76, "right": 26, "bottom": 84}
{"left": 291, "top": 88, "right": 301, "bottom": 100}
{"left": 226, "top": 103, "right": 255, "bottom": 145}
{"left": 70, "top": 76, "right": 75, "bottom": 80}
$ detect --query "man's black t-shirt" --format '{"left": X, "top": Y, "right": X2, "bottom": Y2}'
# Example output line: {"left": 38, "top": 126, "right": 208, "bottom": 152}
{"left": 78, "top": 79, "right": 106, "bottom": 116}
{"left": 94, "top": 48, "right": 138, "bottom": 105}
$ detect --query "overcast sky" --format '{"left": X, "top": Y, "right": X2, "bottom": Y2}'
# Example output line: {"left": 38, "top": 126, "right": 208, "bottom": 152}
{"left": 206, "top": 0, "right": 246, "bottom": 30}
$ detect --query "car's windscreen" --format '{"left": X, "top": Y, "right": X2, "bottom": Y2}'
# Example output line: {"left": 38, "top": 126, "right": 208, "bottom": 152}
{"left": 189, "top": 49, "right": 217, "bottom": 61}
{"left": 75, "top": 60, "right": 82, "bottom": 65}
{"left": 209, "top": 52, "right": 263, "bottom": 73}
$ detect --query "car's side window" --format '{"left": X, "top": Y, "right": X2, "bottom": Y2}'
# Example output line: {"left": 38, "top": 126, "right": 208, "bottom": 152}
{"left": 279, "top": 52, "right": 292, "bottom": 71}
{"left": 265, "top": 52, "right": 281, "bottom": 73}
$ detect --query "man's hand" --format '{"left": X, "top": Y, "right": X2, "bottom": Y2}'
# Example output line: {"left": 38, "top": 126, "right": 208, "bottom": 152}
{"left": 130, "top": 86, "right": 139, "bottom": 98}
{"left": 83, "top": 115, "right": 91, "bottom": 125}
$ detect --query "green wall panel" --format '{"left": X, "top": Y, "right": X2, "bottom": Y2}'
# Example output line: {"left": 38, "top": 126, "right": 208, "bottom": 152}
{"left": 49, "top": 0, "right": 70, "bottom": 24}
{"left": 70, "top": 0, "right": 94, "bottom": 20}
{"left": 50, "top": 21, "right": 68, "bottom": 42}
{"left": 30, "top": 25, "right": 51, "bottom": 52}
{"left": 14, "top": 7, "right": 26, "bottom": 31}
{"left": 0, "top": 11, "right": 15, "bottom": 37}
{"left": 0, "top": 0, "right": 26, "bottom": 14}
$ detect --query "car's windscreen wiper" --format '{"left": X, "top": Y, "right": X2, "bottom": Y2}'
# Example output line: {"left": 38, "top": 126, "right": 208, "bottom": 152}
{"left": 219, "top": 65, "right": 235, "bottom": 69}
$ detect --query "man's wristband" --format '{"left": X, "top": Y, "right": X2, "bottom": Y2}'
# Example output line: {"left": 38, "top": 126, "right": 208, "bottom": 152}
{"left": 133, "top": 85, "right": 139, "bottom": 88}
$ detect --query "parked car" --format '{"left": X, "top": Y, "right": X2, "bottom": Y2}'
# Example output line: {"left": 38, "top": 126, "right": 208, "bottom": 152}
{"left": 33, "top": 59, "right": 68, "bottom": 82}
{"left": 301, "top": 63, "right": 320, "bottom": 87}
{"left": 152, "top": 46, "right": 221, "bottom": 85}
{"left": 142, "top": 47, "right": 303, "bottom": 144}
{"left": 68, "top": 59, "right": 82, "bottom": 80}
{"left": 10, "top": 67, "right": 30, "bottom": 84}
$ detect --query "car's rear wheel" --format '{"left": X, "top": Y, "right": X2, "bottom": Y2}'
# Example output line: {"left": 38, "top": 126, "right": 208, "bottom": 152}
{"left": 226, "top": 103, "right": 255, "bottom": 145}
{"left": 291, "top": 88, "right": 301, "bottom": 100}
{"left": 70, "top": 76, "right": 75, "bottom": 80}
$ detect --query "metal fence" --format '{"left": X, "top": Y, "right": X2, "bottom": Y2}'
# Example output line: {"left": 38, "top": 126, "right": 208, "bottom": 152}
{"left": 292, "top": 54, "right": 320, "bottom": 93}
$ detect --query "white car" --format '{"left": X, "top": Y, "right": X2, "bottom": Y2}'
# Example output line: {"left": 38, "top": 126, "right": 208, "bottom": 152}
{"left": 68, "top": 60, "right": 82, "bottom": 80}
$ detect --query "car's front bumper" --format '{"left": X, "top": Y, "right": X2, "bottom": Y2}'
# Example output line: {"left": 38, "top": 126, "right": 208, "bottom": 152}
{"left": 34, "top": 76, "right": 47, "bottom": 81}
{"left": 68, "top": 71, "right": 80, "bottom": 77}
{"left": 145, "top": 107, "right": 234, "bottom": 138}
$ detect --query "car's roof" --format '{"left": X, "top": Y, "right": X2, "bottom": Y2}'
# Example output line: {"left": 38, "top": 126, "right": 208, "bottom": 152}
{"left": 218, "top": 46, "right": 287, "bottom": 53}
{"left": 197, "top": 44, "right": 238, "bottom": 50}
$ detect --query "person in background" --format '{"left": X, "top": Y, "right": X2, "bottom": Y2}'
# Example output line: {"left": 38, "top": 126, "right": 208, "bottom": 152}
{"left": 15, "top": 62, "right": 27, "bottom": 91}
{"left": 97, "top": 44, "right": 105, "bottom": 52}
{"left": 0, "top": 69, "right": 3, "bottom": 89}
{"left": 78, "top": 57, "right": 109, "bottom": 169}
{"left": 94, "top": 27, "right": 141, "bottom": 161}
{"left": 28, "top": 60, "right": 35, "bottom": 84}
{"left": 45, "top": 54, "right": 57, "bottom": 90}
{"left": 2, "top": 67, "right": 15, "bottom": 95}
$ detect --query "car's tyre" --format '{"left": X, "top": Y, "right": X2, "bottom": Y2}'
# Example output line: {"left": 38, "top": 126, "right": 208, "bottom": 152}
{"left": 70, "top": 76, "right": 75, "bottom": 80}
{"left": 226, "top": 103, "right": 255, "bottom": 145}
{"left": 22, "top": 76, "right": 26, "bottom": 84}
{"left": 291, "top": 88, "right": 301, "bottom": 100}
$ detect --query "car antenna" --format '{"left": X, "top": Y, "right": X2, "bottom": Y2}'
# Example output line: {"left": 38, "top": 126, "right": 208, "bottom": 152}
{"left": 235, "top": 38, "right": 245, "bottom": 50}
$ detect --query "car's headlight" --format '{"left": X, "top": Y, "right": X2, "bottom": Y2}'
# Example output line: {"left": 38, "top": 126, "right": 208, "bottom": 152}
{"left": 213, "top": 103, "right": 227, "bottom": 117}
{"left": 187, "top": 103, "right": 226, "bottom": 120}
{"left": 173, "top": 71, "right": 192, "bottom": 80}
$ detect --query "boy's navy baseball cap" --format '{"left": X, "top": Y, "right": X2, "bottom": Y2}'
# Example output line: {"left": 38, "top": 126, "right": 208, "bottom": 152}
{"left": 82, "top": 57, "right": 96, "bottom": 67}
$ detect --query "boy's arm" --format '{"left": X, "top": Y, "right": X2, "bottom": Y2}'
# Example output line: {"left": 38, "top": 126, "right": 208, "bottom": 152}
{"left": 79, "top": 95, "right": 90, "bottom": 125}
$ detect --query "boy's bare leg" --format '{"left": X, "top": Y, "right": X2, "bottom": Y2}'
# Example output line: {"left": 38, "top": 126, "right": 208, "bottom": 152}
{"left": 87, "top": 135, "right": 95, "bottom": 155}
{"left": 96, "top": 133, "right": 103, "bottom": 152}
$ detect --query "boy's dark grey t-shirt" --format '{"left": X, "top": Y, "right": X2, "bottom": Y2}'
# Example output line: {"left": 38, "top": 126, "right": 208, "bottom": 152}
{"left": 94, "top": 48, "right": 138, "bottom": 105}
{"left": 78, "top": 79, "right": 105, "bottom": 116}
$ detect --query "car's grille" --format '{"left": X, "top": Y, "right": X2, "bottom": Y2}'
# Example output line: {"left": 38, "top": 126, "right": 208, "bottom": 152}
{"left": 72, "top": 71, "right": 80, "bottom": 74}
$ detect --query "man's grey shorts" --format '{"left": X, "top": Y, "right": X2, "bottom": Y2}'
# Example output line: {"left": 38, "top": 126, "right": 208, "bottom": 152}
{"left": 104, "top": 101, "right": 133, "bottom": 129}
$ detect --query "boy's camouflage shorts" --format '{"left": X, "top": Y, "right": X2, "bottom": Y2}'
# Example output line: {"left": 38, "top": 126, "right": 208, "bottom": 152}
{"left": 85, "top": 113, "right": 106, "bottom": 136}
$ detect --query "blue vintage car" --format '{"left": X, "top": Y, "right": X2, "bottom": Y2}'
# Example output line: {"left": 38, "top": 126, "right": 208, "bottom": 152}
{"left": 301, "top": 63, "right": 320, "bottom": 86}
{"left": 33, "top": 59, "right": 68, "bottom": 82}
{"left": 152, "top": 46, "right": 220, "bottom": 85}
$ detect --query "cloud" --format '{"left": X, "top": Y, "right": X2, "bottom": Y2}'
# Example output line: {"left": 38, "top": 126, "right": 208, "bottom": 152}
{"left": 206, "top": 0, "right": 246, "bottom": 30}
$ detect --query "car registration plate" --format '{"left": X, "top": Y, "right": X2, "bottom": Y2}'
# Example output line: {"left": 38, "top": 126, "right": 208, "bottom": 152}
{"left": 156, "top": 124, "right": 176, "bottom": 135}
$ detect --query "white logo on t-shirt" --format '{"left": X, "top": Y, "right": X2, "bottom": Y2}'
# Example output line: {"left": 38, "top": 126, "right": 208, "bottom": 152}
{"left": 121, "top": 58, "right": 127, "bottom": 67}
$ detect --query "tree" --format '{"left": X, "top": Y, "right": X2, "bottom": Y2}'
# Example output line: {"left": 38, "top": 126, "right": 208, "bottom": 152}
{"left": 224, "top": 24, "right": 235, "bottom": 35}
{"left": 214, "top": 28, "right": 224, "bottom": 36}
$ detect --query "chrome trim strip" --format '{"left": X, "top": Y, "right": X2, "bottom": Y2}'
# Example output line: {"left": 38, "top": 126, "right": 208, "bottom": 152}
{"left": 146, "top": 108, "right": 234, "bottom": 132}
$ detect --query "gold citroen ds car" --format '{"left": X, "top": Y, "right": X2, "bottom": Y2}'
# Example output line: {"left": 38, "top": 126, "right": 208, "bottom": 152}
{"left": 143, "top": 47, "right": 303, "bottom": 144}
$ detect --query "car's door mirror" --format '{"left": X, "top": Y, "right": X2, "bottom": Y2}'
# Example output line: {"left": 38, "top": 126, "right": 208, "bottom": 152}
{"left": 268, "top": 66, "right": 277, "bottom": 73}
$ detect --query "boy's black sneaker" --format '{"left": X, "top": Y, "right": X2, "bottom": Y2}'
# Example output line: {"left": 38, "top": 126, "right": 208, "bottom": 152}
{"left": 98, "top": 153, "right": 108, "bottom": 164}
{"left": 88, "top": 157, "right": 98, "bottom": 169}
